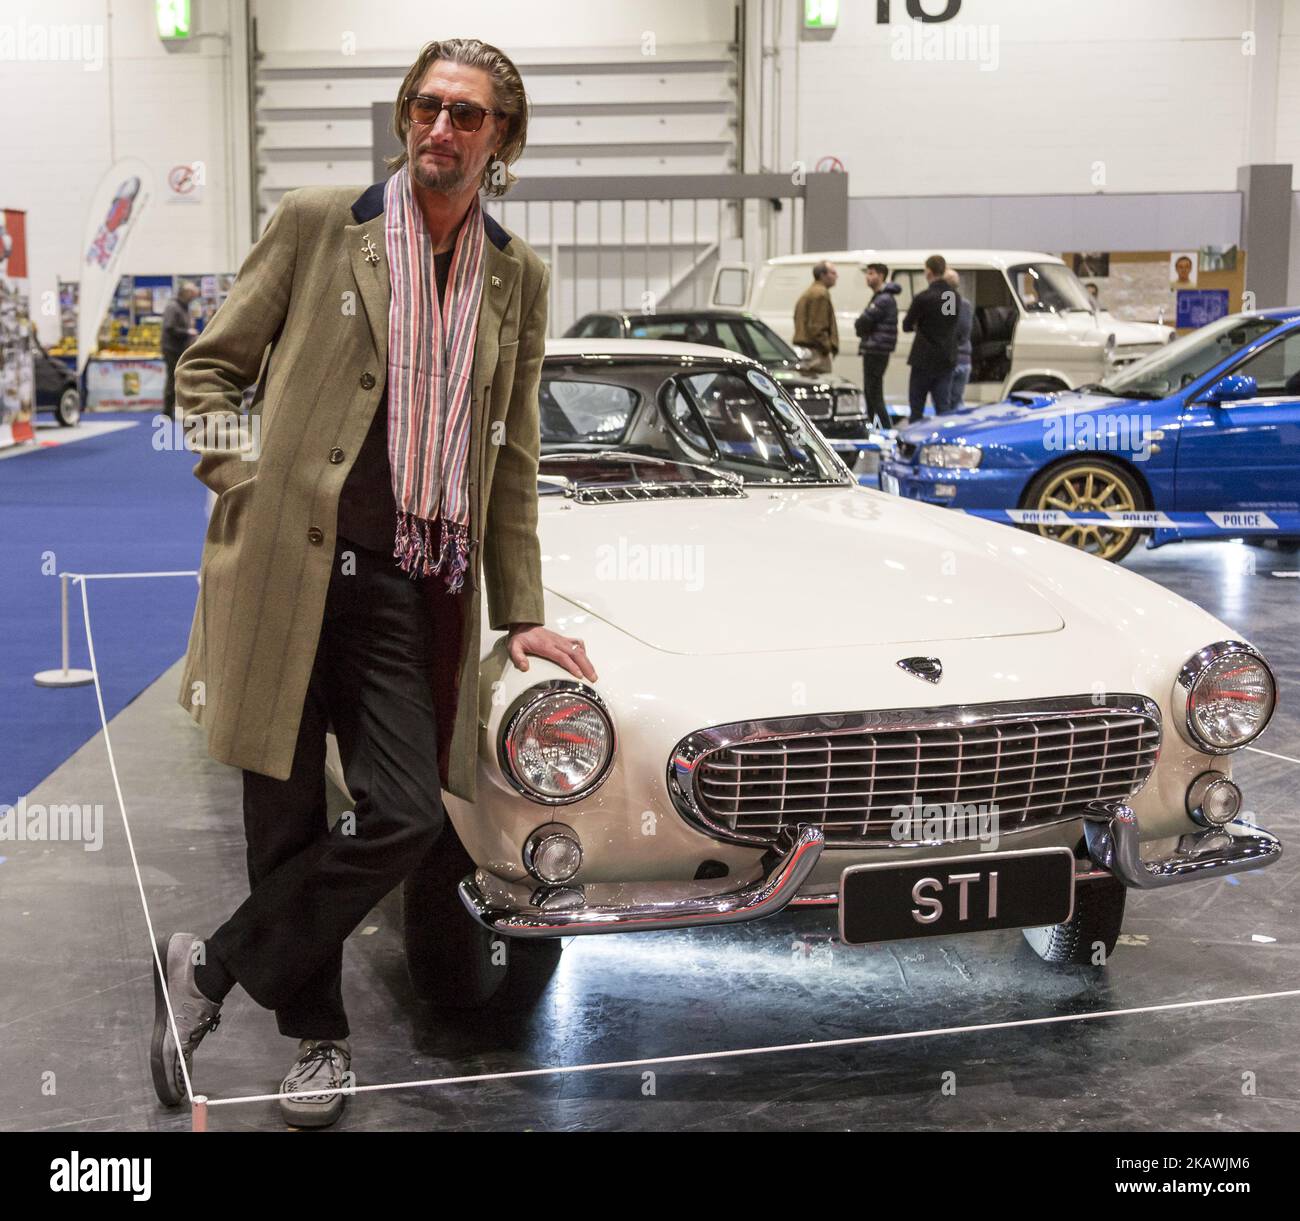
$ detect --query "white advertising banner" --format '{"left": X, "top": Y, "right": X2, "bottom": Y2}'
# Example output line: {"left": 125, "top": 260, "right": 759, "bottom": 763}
{"left": 77, "top": 158, "right": 153, "bottom": 378}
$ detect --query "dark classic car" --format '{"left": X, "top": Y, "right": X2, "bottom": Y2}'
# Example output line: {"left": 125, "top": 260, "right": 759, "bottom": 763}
{"left": 564, "top": 307, "right": 886, "bottom": 467}
{"left": 34, "top": 341, "right": 81, "bottom": 426}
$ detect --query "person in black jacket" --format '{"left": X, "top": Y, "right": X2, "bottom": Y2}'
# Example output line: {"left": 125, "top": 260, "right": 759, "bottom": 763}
{"left": 901, "top": 253, "right": 960, "bottom": 423}
{"left": 160, "top": 281, "right": 199, "bottom": 420}
{"left": 854, "top": 262, "right": 900, "bottom": 428}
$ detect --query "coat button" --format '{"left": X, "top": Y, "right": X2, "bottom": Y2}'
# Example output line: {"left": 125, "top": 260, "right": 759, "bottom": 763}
{"left": 307, "top": 527, "right": 324, "bottom": 545}
{"left": 359, "top": 372, "right": 375, "bottom": 390}
{"left": 328, "top": 447, "right": 344, "bottom": 464}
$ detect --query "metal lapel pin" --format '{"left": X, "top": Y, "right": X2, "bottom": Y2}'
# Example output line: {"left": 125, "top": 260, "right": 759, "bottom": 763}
{"left": 361, "top": 236, "right": 380, "bottom": 265}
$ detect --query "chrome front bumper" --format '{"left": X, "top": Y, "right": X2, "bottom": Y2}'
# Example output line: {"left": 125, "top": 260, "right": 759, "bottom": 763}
{"left": 459, "top": 825, "right": 824, "bottom": 938}
{"left": 1083, "top": 801, "right": 1282, "bottom": 888}
{"left": 458, "top": 803, "right": 1283, "bottom": 939}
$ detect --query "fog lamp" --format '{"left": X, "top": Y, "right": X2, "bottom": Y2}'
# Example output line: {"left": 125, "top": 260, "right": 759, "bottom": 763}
{"left": 1186, "top": 773, "right": 1242, "bottom": 827}
{"left": 524, "top": 825, "right": 583, "bottom": 883}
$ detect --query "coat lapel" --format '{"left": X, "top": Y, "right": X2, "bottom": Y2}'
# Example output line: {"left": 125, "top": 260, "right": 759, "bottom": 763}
{"left": 345, "top": 181, "right": 521, "bottom": 412}
{"left": 344, "top": 211, "right": 390, "bottom": 368}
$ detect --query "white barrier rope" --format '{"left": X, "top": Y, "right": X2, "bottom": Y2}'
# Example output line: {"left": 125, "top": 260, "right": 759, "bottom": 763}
{"left": 64, "top": 569, "right": 1300, "bottom": 1120}
{"left": 74, "top": 573, "right": 199, "bottom": 1104}
{"left": 202, "top": 986, "right": 1300, "bottom": 1107}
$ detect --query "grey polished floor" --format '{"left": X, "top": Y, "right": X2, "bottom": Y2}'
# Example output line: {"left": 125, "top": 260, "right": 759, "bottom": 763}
{"left": 2, "top": 537, "right": 1297, "bottom": 1132}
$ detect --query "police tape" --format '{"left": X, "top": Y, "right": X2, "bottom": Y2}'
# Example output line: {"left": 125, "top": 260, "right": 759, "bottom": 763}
{"left": 955, "top": 508, "right": 1300, "bottom": 536}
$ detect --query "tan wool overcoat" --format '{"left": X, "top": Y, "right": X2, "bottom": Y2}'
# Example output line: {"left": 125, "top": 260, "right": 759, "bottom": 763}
{"left": 175, "top": 180, "right": 549, "bottom": 803}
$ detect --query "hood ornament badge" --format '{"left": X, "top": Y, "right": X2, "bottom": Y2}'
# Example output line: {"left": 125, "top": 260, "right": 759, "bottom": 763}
{"left": 898, "top": 656, "right": 943, "bottom": 684}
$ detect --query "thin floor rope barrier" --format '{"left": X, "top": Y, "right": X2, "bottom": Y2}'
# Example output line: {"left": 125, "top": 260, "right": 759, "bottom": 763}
{"left": 68, "top": 570, "right": 198, "bottom": 581}
{"left": 65, "top": 570, "right": 1300, "bottom": 1118}
{"left": 75, "top": 573, "right": 200, "bottom": 1104}
{"left": 204, "top": 986, "right": 1300, "bottom": 1107}
{"left": 1246, "top": 744, "right": 1300, "bottom": 766}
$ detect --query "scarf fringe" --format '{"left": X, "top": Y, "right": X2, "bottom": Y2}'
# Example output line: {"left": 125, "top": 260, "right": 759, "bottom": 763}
{"left": 395, "top": 511, "right": 470, "bottom": 592}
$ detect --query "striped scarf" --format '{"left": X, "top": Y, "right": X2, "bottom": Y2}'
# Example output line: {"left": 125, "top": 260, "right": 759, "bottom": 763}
{"left": 383, "top": 166, "right": 486, "bottom": 590}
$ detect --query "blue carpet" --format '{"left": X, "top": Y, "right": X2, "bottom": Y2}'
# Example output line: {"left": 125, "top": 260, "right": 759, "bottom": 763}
{"left": 0, "top": 416, "right": 209, "bottom": 807}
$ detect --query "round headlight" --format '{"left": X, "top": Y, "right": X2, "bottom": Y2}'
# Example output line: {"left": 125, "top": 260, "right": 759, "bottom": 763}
{"left": 500, "top": 682, "right": 615, "bottom": 803}
{"left": 1174, "top": 642, "right": 1276, "bottom": 753}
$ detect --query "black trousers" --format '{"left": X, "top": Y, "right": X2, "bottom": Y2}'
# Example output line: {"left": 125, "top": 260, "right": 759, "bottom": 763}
{"left": 205, "top": 537, "right": 446, "bottom": 1039}
{"left": 908, "top": 365, "right": 955, "bottom": 423}
{"left": 861, "top": 353, "right": 892, "bottom": 428}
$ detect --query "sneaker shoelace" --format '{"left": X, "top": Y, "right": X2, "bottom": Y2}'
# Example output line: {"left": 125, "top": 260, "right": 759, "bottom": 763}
{"left": 286, "top": 1044, "right": 350, "bottom": 1100}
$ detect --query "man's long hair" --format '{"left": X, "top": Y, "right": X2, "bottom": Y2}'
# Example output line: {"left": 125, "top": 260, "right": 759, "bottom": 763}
{"left": 387, "top": 38, "right": 529, "bottom": 197}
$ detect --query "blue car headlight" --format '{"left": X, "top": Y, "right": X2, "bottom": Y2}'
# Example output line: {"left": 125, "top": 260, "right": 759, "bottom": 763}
{"left": 919, "top": 443, "right": 983, "bottom": 470}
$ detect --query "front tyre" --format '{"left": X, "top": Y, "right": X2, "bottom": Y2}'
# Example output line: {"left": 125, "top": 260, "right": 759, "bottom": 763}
{"left": 400, "top": 827, "right": 562, "bottom": 1011}
{"left": 55, "top": 387, "right": 81, "bottom": 427}
{"left": 1021, "top": 456, "right": 1147, "bottom": 562}
{"left": 1023, "top": 876, "right": 1126, "bottom": 965}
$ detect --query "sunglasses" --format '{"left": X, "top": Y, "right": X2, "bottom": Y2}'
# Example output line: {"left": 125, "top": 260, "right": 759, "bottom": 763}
{"left": 404, "top": 93, "right": 508, "bottom": 133}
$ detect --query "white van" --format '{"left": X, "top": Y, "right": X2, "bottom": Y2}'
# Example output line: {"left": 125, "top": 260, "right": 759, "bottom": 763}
{"left": 711, "top": 250, "right": 1173, "bottom": 406}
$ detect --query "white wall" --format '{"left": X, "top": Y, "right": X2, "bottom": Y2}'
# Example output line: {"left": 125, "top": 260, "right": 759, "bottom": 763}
{"left": 770, "top": 0, "right": 1281, "bottom": 195}
{"left": 0, "top": 0, "right": 248, "bottom": 344}
{"left": 252, "top": 0, "right": 739, "bottom": 219}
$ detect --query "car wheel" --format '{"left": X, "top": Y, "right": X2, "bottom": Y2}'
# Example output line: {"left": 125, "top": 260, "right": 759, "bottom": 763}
{"left": 1023, "top": 876, "right": 1126, "bottom": 965}
{"left": 54, "top": 387, "right": 81, "bottom": 427}
{"left": 400, "top": 825, "right": 562, "bottom": 1011}
{"left": 1021, "top": 456, "right": 1147, "bottom": 563}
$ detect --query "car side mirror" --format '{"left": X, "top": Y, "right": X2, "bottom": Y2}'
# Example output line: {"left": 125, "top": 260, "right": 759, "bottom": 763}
{"left": 1202, "top": 373, "right": 1257, "bottom": 404}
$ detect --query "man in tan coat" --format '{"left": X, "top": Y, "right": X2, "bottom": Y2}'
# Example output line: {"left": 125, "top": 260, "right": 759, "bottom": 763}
{"left": 792, "top": 260, "right": 840, "bottom": 375}
{"left": 150, "top": 38, "right": 597, "bottom": 1128}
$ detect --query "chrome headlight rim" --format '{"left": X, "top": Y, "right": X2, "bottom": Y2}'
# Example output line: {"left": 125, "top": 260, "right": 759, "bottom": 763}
{"left": 918, "top": 442, "right": 983, "bottom": 470}
{"left": 1173, "top": 640, "right": 1276, "bottom": 755}
{"left": 498, "top": 679, "right": 617, "bottom": 805}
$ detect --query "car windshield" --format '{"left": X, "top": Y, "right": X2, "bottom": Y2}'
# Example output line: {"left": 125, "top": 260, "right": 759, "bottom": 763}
{"left": 1097, "top": 315, "right": 1281, "bottom": 399}
{"left": 538, "top": 361, "right": 849, "bottom": 485}
{"left": 1008, "top": 262, "right": 1094, "bottom": 314}
{"left": 740, "top": 318, "right": 800, "bottom": 364}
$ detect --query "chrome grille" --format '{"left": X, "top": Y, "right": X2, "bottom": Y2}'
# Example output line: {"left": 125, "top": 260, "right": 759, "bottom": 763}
{"left": 797, "top": 392, "right": 834, "bottom": 419}
{"left": 668, "top": 696, "right": 1161, "bottom": 847}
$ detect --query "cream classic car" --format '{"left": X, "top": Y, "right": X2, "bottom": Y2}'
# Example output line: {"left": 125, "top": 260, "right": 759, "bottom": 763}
{"left": 352, "top": 339, "right": 1281, "bottom": 1011}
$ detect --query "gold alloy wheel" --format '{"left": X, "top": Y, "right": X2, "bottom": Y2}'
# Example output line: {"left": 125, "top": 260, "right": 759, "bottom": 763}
{"left": 1030, "top": 462, "right": 1140, "bottom": 560}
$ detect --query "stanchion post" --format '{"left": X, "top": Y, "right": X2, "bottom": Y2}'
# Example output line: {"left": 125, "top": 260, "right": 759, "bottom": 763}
{"left": 191, "top": 1095, "right": 208, "bottom": 1132}
{"left": 33, "top": 573, "right": 94, "bottom": 687}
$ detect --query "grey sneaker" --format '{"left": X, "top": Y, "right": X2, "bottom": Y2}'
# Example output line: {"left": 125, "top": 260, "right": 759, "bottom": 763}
{"left": 279, "top": 1038, "right": 352, "bottom": 1128}
{"left": 150, "top": 932, "right": 223, "bottom": 1106}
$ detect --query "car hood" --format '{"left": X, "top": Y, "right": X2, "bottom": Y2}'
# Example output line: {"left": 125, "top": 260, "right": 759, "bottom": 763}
{"left": 769, "top": 366, "right": 857, "bottom": 391}
{"left": 538, "top": 487, "right": 1065, "bottom": 654}
{"left": 1097, "top": 312, "right": 1173, "bottom": 346}
{"left": 900, "top": 389, "right": 1148, "bottom": 441}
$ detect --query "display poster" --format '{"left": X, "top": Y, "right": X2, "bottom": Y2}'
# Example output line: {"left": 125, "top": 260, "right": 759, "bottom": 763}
{"left": 85, "top": 356, "right": 165, "bottom": 409}
{"left": 0, "top": 207, "right": 36, "bottom": 447}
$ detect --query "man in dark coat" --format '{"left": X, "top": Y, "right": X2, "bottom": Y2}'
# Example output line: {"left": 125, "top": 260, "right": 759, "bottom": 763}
{"left": 160, "top": 281, "right": 199, "bottom": 420}
{"left": 901, "top": 253, "right": 960, "bottom": 423}
{"left": 853, "top": 262, "right": 900, "bottom": 428}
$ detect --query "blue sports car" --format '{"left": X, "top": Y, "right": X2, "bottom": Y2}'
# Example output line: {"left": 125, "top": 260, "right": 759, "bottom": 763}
{"left": 880, "top": 308, "right": 1300, "bottom": 561}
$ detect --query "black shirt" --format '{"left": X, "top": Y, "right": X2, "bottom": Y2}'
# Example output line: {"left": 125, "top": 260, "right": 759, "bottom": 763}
{"left": 336, "top": 248, "right": 455, "bottom": 553}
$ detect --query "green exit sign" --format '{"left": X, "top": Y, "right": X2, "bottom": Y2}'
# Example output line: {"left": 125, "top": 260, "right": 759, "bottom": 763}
{"left": 804, "top": 0, "right": 839, "bottom": 28}
{"left": 156, "top": 0, "right": 192, "bottom": 40}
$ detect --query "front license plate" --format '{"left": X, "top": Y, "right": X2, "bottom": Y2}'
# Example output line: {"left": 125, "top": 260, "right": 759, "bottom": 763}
{"left": 838, "top": 847, "right": 1075, "bottom": 945}
{"left": 880, "top": 469, "right": 900, "bottom": 496}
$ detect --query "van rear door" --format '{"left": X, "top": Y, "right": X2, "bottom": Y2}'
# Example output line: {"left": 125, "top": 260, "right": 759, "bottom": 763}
{"left": 710, "top": 262, "right": 752, "bottom": 309}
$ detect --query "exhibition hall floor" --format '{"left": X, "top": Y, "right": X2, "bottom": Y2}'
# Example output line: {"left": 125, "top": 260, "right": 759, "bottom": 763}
{"left": 2, "top": 540, "right": 1296, "bottom": 1132}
